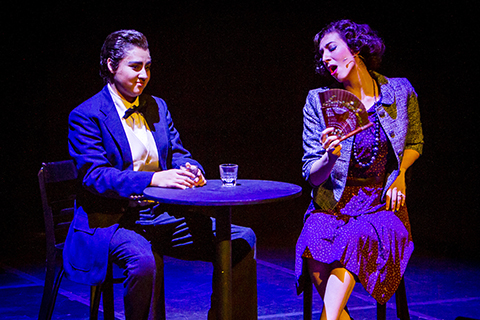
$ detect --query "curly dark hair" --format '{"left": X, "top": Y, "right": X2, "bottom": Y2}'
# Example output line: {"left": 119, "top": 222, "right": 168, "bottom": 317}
{"left": 99, "top": 29, "right": 149, "bottom": 84}
{"left": 313, "top": 20, "right": 385, "bottom": 76}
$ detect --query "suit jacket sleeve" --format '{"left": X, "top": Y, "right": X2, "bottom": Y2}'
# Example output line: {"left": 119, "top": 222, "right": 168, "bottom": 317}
{"left": 68, "top": 105, "right": 154, "bottom": 199}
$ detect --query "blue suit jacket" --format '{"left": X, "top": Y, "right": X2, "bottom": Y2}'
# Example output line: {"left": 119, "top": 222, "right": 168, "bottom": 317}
{"left": 64, "top": 86, "right": 203, "bottom": 285}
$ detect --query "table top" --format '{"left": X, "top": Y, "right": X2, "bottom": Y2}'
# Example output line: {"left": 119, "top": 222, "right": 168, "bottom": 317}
{"left": 143, "top": 179, "right": 302, "bottom": 206}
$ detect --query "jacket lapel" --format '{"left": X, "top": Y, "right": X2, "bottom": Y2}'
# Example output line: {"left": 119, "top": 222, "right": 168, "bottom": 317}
{"left": 98, "top": 87, "right": 134, "bottom": 170}
{"left": 375, "top": 72, "right": 396, "bottom": 119}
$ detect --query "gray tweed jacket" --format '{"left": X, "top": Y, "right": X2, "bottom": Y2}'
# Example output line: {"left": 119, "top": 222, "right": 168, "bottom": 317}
{"left": 302, "top": 72, "right": 424, "bottom": 210}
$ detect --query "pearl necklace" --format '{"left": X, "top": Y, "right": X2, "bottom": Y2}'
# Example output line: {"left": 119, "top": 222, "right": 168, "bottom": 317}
{"left": 352, "top": 79, "right": 381, "bottom": 167}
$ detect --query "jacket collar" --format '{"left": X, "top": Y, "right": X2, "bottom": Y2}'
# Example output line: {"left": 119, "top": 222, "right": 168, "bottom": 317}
{"left": 371, "top": 71, "right": 395, "bottom": 106}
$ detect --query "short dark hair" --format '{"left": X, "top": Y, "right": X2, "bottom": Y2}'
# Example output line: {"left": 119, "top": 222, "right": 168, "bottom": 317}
{"left": 313, "top": 20, "right": 385, "bottom": 76}
{"left": 99, "top": 29, "right": 149, "bottom": 84}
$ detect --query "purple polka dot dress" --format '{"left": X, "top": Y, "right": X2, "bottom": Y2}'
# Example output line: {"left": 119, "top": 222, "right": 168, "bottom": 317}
{"left": 295, "top": 111, "right": 414, "bottom": 305}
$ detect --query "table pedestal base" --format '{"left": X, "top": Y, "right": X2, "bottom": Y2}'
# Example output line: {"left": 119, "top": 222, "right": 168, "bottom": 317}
{"left": 215, "top": 206, "right": 232, "bottom": 320}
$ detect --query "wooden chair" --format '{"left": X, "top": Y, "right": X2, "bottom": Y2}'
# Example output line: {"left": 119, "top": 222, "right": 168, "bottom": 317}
{"left": 37, "top": 160, "right": 132, "bottom": 320}
{"left": 303, "top": 276, "right": 410, "bottom": 320}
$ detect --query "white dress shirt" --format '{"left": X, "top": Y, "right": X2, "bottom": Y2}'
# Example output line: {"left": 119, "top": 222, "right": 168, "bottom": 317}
{"left": 108, "top": 84, "right": 160, "bottom": 172}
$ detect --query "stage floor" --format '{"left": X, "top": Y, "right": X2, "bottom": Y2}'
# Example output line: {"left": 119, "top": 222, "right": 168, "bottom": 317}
{"left": 1, "top": 236, "right": 479, "bottom": 319}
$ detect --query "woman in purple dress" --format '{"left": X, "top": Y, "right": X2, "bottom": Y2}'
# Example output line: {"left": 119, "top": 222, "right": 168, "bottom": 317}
{"left": 295, "top": 20, "right": 424, "bottom": 319}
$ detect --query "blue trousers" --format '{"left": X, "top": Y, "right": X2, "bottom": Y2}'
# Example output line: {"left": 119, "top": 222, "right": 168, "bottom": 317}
{"left": 109, "top": 205, "right": 257, "bottom": 320}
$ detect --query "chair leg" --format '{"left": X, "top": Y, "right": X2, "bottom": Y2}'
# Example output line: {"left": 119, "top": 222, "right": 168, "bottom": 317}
{"left": 90, "top": 263, "right": 117, "bottom": 320}
{"left": 395, "top": 278, "right": 410, "bottom": 320}
{"left": 38, "top": 262, "right": 56, "bottom": 320}
{"left": 102, "top": 282, "right": 115, "bottom": 320}
{"left": 158, "top": 254, "right": 166, "bottom": 319}
{"left": 102, "top": 264, "right": 115, "bottom": 320}
{"left": 49, "top": 269, "right": 65, "bottom": 318}
{"left": 38, "top": 265, "right": 64, "bottom": 320}
{"left": 303, "top": 277, "right": 313, "bottom": 320}
{"left": 90, "top": 285, "right": 102, "bottom": 320}
{"left": 377, "top": 301, "right": 386, "bottom": 320}
{"left": 377, "top": 277, "right": 410, "bottom": 320}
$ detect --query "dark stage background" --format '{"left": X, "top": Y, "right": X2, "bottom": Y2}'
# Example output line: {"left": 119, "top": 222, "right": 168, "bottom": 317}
{"left": 2, "top": 1, "right": 478, "bottom": 261}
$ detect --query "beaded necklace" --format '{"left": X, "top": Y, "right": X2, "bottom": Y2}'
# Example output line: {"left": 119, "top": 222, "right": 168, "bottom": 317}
{"left": 352, "top": 79, "right": 381, "bottom": 167}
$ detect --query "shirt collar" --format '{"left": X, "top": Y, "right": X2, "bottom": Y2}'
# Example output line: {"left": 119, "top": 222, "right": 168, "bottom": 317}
{"left": 107, "top": 83, "right": 140, "bottom": 119}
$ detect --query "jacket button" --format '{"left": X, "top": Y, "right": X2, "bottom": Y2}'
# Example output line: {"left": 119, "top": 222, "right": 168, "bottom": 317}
{"left": 379, "top": 111, "right": 386, "bottom": 117}
{"left": 389, "top": 131, "right": 395, "bottom": 138}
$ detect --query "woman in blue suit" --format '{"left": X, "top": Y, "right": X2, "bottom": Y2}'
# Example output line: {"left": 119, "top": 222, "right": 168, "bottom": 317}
{"left": 65, "top": 29, "right": 256, "bottom": 320}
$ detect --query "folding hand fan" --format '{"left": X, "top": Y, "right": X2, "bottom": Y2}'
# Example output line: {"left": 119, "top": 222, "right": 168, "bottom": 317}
{"left": 318, "top": 89, "right": 373, "bottom": 142}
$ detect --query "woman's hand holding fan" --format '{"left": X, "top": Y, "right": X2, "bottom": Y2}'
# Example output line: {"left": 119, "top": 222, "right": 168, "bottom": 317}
{"left": 321, "top": 127, "right": 342, "bottom": 156}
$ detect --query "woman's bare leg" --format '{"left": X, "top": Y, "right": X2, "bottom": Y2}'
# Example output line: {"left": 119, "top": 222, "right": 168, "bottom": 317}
{"left": 307, "top": 259, "right": 355, "bottom": 320}
{"left": 322, "top": 268, "right": 355, "bottom": 320}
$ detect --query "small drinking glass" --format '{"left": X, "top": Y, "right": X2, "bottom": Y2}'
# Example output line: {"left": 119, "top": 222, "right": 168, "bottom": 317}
{"left": 219, "top": 163, "right": 238, "bottom": 187}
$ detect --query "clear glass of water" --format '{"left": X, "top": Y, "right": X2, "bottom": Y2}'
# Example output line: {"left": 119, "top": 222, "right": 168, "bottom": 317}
{"left": 219, "top": 163, "right": 238, "bottom": 187}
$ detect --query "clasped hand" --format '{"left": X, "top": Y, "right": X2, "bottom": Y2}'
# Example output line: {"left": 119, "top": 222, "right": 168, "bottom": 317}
{"left": 151, "top": 162, "right": 206, "bottom": 189}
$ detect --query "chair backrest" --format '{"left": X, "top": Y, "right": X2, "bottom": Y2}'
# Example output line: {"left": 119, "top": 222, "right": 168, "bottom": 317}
{"left": 38, "top": 160, "right": 78, "bottom": 256}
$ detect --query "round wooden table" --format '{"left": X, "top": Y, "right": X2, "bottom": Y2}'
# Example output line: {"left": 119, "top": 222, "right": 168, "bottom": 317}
{"left": 144, "top": 179, "right": 302, "bottom": 320}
